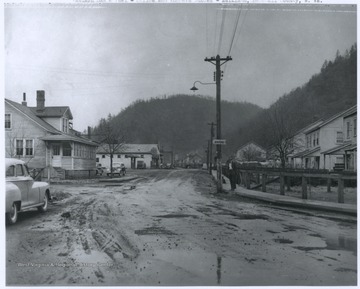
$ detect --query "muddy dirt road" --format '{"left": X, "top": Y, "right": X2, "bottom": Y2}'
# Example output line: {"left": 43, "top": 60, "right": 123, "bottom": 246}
{"left": 6, "top": 169, "right": 357, "bottom": 286}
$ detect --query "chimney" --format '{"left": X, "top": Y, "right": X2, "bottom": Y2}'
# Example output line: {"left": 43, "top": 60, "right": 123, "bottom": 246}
{"left": 22, "top": 92, "right": 27, "bottom": 106}
{"left": 36, "top": 90, "right": 45, "bottom": 111}
{"left": 87, "top": 126, "right": 91, "bottom": 139}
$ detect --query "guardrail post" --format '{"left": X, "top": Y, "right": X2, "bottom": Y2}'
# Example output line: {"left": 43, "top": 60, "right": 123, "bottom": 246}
{"left": 301, "top": 176, "right": 308, "bottom": 199}
{"left": 286, "top": 176, "right": 291, "bottom": 191}
{"left": 338, "top": 177, "right": 344, "bottom": 203}
{"left": 280, "top": 174, "right": 285, "bottom": 195}
{"left": 246, "top": 173, "right": 251, "bottom": 189}
{"left": 327, "top": 177, "right": 331, "bottom": 192}
{"left": 261, "top": 173, "right": 267, "bottom": 192}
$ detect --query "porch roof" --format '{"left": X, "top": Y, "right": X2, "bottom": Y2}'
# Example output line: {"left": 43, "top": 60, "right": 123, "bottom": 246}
{"left": 291, "top": 147, "right": 320, "bottom": 158}
{"left": 40, "top": 134, "right": 98, "bottom": 146}
{"left": 321, "top": 143, "right": 353, "bottom": 155}
{"left": 345, "top": 144, "right": 357, "bottom": 152}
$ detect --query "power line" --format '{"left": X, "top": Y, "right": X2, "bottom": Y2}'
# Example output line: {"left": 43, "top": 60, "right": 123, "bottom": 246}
{"left": 227, "top": 5, "right": 242, "bottom": 57}
{"left": 217, "top": 8, "right": 227, "bottom": 55}
{"left": 213, "top": 8, "right": 219, "bottom": 56}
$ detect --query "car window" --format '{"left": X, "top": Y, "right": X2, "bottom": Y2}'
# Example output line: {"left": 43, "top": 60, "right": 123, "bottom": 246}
{"left": 16, "top": 164, "right": 25, "bottom": 176}
{"left": 24, "top": 165, "right": 30, "bottom": 176}
{"left": 6, "top": 165, "right": 15, "bottom": 177}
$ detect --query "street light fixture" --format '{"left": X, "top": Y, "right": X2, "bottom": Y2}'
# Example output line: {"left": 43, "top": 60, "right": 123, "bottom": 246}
{"left": 190, "top": 81, "right": 215, "bottom": 92}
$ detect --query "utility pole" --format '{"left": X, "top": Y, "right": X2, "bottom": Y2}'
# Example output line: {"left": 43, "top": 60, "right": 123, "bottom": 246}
{"left": 205, "top": 55, "right": 232, "bottom": 193}
{"left": 207, "top": 122, "right": 216, "bottom": 175}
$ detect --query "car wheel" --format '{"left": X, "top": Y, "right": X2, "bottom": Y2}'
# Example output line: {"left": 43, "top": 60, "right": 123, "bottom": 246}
{"left": 38, "top": 192, "right": 49, "bottom": 213}
{"left": 6, "top": 203, "right": 18, "bottom": 225}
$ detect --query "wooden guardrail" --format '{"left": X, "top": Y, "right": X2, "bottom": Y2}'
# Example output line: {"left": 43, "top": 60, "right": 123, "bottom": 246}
{"left": 223, "top": 166, "right": 357, "bottom": 204}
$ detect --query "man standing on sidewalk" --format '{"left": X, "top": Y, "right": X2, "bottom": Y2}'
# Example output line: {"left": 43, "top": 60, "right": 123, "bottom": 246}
{"left": 228, "top": 158, "right": 236, "bottom": 191}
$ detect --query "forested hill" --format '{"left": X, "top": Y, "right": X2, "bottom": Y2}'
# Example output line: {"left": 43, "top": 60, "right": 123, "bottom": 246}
{"left": 92, "top": 95, "right": 262, "bottom": 158}
{"left": 225, "top": 43, "right": 357, "bottom": 156}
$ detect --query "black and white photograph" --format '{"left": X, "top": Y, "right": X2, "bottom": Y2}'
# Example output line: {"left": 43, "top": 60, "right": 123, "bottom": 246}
{"left": 2, "top": 0, "right": 357, "bottom": 286}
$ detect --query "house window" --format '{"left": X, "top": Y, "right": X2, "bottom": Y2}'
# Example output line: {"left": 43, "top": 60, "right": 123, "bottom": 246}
{"left": 53, "top": 144, "right": 60, "bottom": 156}
{"left": 102, "top": 155, "right": 105, "bottom": 158}
{"left": 118, "top": 155, "right": 121, "bottom": 158}
{"left": 62, "top": 118, "right": 68, "bottom": 133}
{"left": 5, "top": 113, "right": 11, "bottom": 129}
{"left": 346, "top": 121, "right": 351, "bottom": 139}
{"left": 16, "top": 139, "right": 23, "bottom": 156}
{"left": 354, "top": 118, "right": 357, "bottom": 137}
{"left": 63, "top": 143, "right": 72, "bottom": 156}
{"left": 316, "top": 131, "right": 319, "bottom": 146}
{"left": 25, "top": 139, "right": 34, "bottom": 156}
{"left": 96, "top": 157, "right": 99, "bottom": 162}
{"left": 141, "top": 155, "right": 144, "bottom": 158}
{"left": 336, "top": 131, "right": 343, "bottom": 144}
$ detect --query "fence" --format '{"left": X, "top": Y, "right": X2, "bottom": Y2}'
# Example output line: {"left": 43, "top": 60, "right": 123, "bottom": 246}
{"left": 223, "top": 166, "right": 357, "bottom": 204}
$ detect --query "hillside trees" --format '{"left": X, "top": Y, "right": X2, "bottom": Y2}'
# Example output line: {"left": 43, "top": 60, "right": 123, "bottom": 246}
{"left": 231, "top": 43, "right": 357, "bottom": 163}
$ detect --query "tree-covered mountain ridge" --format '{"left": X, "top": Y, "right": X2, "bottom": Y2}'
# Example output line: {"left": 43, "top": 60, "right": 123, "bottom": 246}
{"left": 92, "top": 95, "right": 262, "bottom": 158}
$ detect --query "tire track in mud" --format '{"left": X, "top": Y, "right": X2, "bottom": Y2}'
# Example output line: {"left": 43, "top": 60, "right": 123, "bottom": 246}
{"left": 59, "top": 193, "right": 139, "bottom": 263}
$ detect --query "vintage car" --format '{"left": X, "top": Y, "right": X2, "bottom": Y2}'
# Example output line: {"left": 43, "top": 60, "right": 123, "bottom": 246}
{"left": 5, "top": 158, "right": 50, "bottom": 225}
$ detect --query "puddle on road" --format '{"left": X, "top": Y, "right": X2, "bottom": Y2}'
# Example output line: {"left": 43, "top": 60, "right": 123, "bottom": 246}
{"left": 135, "top": 227, "right": 176, "bottom": 236}
{"left": 294, "top": 234, "right": 357, "bottom": 255}
{"left": 154, "top": 214, "right": 198, "bottom": 219}
{"left": 324, "top": 234, "right": 357, "bottom": 255}
{"left": 149, "top": 249, "right": 244, "bottom": 285}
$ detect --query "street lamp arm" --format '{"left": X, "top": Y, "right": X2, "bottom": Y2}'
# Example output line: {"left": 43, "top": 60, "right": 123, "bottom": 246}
{"left": 190, "top": 80, "right": 216, "bottom": 91}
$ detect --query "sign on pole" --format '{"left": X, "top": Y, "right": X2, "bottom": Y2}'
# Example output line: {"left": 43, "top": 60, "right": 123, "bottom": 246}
{"left": 213, "top": 139, "right": 226, "bottom": 145}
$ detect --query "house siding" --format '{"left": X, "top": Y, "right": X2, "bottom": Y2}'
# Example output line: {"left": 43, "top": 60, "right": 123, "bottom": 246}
{"left": 319, "top": 118, "right": 343, "bottom": 169}
{"left": 5, "top": 103, "right": 49, "bottom": 169}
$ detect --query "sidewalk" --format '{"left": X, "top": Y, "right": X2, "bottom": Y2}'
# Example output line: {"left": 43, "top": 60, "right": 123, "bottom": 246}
{"left": 212, "top": 172, "right": 357, "bottom": 216}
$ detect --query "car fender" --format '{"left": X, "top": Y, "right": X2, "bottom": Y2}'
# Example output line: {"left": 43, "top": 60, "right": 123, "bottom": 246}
{"left": 6, "top": 182, "right": 21, "bottom": 213}
{"left": 32, "top": 181, "right": 50, "bottom": 198}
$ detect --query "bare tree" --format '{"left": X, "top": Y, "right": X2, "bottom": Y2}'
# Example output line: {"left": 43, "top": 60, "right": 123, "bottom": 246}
{"left": 265, "top": 102, "right": 302, "bottom": 168}
{"left": 240, "top": 145, "right": 263, "bottom": 162}
{"left": 95, "top": 115, "right": 127, "bottom": 177}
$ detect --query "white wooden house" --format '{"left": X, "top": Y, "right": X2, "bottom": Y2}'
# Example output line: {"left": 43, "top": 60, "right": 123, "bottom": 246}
{"left": 321, "top": 106, "right": 357, "bottom": 171}
{"left": 290, "top": 105, "right": 356, "bottom": 170}
{"left": 96, "top": 144, "right": 160, "bottom": 169}
{"left": 5, "top": 91, "right": 98, "bottom": 179}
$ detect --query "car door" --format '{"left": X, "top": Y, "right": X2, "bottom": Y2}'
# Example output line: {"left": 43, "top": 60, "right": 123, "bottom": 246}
{"left": 10, "top": 164, "right": 31, "bottom": 208}
{"left": 24, "top": 165, "right": 40, "bottom": 205}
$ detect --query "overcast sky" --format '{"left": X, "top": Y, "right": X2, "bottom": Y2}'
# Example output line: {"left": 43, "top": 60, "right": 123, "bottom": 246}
{"left": 4, "top": 2, "right": 357, "bottom": 131}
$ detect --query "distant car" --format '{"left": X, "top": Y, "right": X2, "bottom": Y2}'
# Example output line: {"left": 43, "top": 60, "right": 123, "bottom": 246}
{"left": 105, "top": 166, "right": 121, "bottom": 176}
{"left": 5, "top": 158, "right": 50, "bottom": 225}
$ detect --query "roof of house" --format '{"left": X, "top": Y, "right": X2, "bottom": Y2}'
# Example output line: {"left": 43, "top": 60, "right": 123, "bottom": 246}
{"left": 291, "top": 147, "right": 320, "bottom": 158}
{"left": 236, "top": 141, "right": 266, "bottom": 152}
{"left": 96, "top": 144, "right": 160, "bottom": 154}
{"left": 40, "top": 134, "right": 97, "bottom": 146}
{"left": 29, "top": 106, "right": 73, "bottom": 119}
{"left": 321, "top": 142, "right": 354, "bottom": 155}
{"left": 5, "top": 98, "right": 60, "bottom": 134}
{"left": 6, "top": 98, "right": 96, "bottom": 146}
{"left": 305, "top": 105, "right": 357, "bottom": 134}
